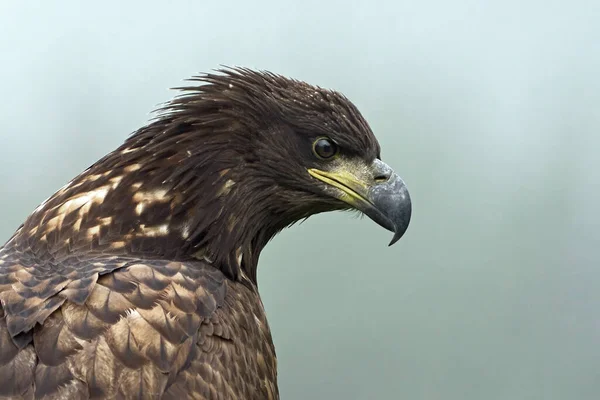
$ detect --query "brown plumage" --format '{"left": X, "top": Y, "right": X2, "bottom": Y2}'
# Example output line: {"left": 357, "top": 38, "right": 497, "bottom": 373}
{"left": 0, "top": 67, "right": 411, "bottom": 399}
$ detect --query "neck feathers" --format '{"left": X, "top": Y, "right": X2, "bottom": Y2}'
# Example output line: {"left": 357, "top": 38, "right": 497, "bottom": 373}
{"left": 14, "top": 116, "right": 273, "bottom": 283}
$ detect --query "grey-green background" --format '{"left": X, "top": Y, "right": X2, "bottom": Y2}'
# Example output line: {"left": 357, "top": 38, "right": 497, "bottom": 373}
{"left": 1, "top": 1, "right": 599, "bottom": 399}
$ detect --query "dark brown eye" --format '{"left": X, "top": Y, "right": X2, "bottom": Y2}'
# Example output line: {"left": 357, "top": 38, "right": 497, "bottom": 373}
{"left": 313, "top": 137, "right": 338, "bottom": 159}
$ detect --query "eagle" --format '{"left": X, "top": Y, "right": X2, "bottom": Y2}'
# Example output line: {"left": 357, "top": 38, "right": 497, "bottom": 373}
{"left": 0, "top": 68, "right": 411, "bottom": 399}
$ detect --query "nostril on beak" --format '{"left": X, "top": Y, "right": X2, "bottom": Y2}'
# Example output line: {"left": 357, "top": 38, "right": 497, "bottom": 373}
{"left": 371, "top": 158, "right": 393, "bottom": 183}
{"left": 374, "top": 172, "right": 391, "bottom": 183}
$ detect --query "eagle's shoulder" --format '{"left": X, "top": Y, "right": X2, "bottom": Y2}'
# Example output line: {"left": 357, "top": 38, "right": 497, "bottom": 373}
{"left": 0, "top": 245, "right": 233, "bottom": 398}
{"left": 0, "top": 243, "right": 139, "bottom": 339}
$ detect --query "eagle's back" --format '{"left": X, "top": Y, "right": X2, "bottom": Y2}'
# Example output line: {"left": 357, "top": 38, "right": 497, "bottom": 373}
{"left": 0, "top": 241, "right": 278, "bottom": 399}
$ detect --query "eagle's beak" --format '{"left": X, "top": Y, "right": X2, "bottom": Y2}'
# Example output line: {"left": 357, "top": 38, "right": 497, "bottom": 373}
{"left": 308, "top": 158, "right": 411, "bottom": 245}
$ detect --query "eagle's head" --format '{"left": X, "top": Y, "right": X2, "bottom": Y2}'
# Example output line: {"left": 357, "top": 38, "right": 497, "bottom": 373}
{"left": 21, "top": 68, "right": 411, "bottom": 282}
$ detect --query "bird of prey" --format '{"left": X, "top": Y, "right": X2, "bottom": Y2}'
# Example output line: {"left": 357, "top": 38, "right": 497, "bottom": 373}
{"left": 0, "top": 68, "right": 411, "bottom": 399}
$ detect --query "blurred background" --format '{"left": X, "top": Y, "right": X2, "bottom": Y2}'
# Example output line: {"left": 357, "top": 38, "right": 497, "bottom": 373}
{"left": 1, "top": 1, "right": 599, "bottom": 399}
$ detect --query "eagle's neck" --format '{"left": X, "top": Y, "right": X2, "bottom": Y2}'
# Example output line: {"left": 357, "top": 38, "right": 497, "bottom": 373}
{"left": 17, "top": 133, "right": 284, "bottom": 284}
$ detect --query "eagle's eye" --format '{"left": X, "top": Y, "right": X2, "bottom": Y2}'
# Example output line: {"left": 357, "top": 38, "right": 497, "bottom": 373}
{"left": 313, "top": 137, "right": 338, "bottom": 160}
